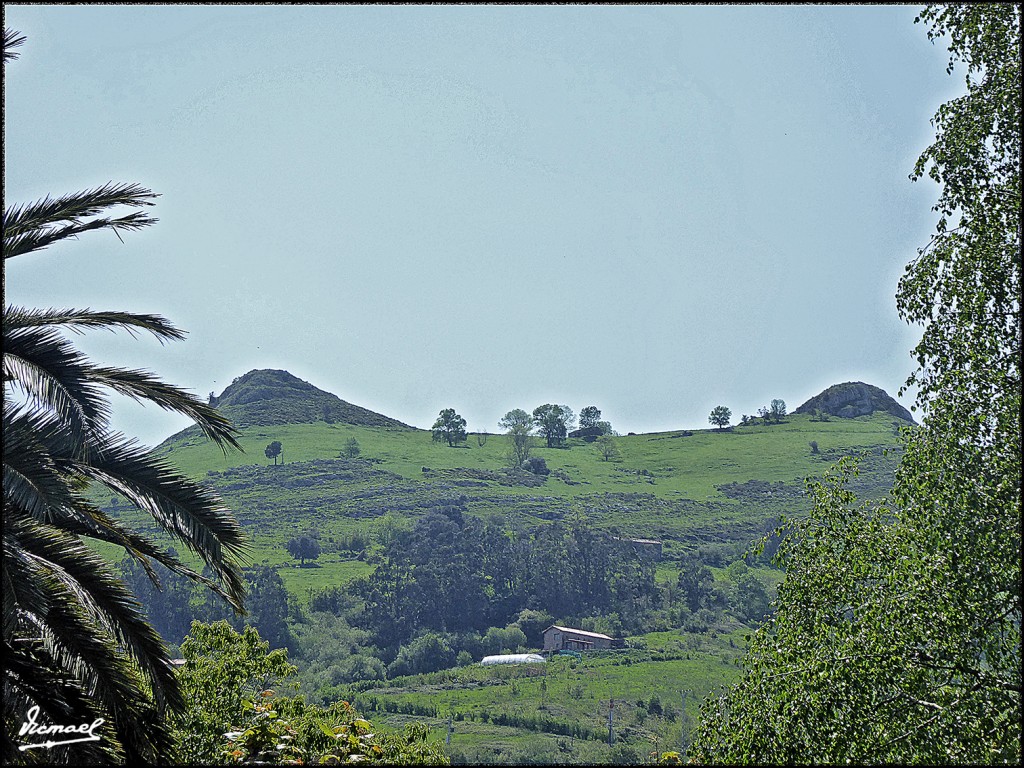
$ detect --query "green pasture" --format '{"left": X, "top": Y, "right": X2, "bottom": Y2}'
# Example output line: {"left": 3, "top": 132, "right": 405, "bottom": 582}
{"left": 346, "top": 629, "right": 748, "bottom": 761}
{"left": 156, "top": 412, "right": 901, "bottom": 503}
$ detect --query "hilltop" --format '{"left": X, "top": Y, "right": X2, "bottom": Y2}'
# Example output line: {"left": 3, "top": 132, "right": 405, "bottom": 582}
{"left": 795, "top": 381, "right": 915, "bottom": 423}
{"left": 167, "top": 370, "right": 411, "bottom": 444}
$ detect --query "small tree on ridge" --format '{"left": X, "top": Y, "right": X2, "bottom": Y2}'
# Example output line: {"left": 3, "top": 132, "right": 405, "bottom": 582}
{"left": 709, "top": 406, "right": 732, "bottom": 430}
{"left": 432, "top": 408, "right": 467, "bottom": 447}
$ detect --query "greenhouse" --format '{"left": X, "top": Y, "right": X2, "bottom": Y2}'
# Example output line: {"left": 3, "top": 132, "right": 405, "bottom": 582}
{"left": 479, "top": 653, "right": 547, "bottom": 666}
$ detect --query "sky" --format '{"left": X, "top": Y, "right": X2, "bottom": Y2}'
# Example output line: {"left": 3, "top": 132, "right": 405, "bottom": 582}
{"left": 4, "top": 4, "right": 963, "bottom": 446}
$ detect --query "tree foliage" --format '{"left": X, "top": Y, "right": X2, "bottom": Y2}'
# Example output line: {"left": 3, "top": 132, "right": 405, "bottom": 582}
{"left": 286, "top": 534, "right": 322, "bottom": 566}
{"left": 532, "top": 404, "right": 575, "bottom": 447}
{"left": 498, "top": 408, "right": 534, "bottom": 467}
{"left": 265, "top": 440, "right": 283, "bottom": 465}
{"left": 579, "top": 405, "right": 602, "bottom": 430}
{"left": 596, "top": 435, "right": 620, "bottom": 462}
{"left": 170, "top": 621, "right": 448, "bottom": 765}
{"left": 353, "top": 506, "right": 657, "bottom": 649}
{"left": 691, "top": 6, "right": 1021, "bottom": 763}
{"left": 170, "top": 621, "right": 296, "bottom": 764}
{"left": 708, "top": 405, "right": 731, "bottom": 430}
{"left": 431, "top": 408, "right": 467, "bottom": 447}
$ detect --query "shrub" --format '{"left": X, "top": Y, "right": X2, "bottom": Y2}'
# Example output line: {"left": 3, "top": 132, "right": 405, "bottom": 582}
{"left": 521, "top": 456, "right": 550, "bottom": 475}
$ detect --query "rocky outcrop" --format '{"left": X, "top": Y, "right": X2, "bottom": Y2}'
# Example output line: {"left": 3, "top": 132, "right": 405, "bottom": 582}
{"left": 795, "top": 382, "right": 915, "bottom": 423}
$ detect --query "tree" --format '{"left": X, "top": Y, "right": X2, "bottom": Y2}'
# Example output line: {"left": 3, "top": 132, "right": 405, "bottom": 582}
{"left": 692, "top": 6, "right": 1020, "bottom": 763}
{"left": 169, "top": 621, "right": 297, "bottom": 764}
{"left": 265, "top": 440, "right": 283, "bottom": 464}
{"left": 170, "top": 621, "right": 448, "bottom": 765}
{"left": 2, "top": 30, "right": 248, "bottom": 765}
{"left": 431, "top": 408, "right": 467, "bottom": 447}
{"left": 532, "top": 403, "right": 575, "bottom": 447}
{"left": 579, "top": 405, "right": 602, "bottom": 430}
{"left": 287, "top": 535, "right": 322, "bottom": 566}
{"left": 342, "top": 437, "right": 360, "bottom": 458}
{"left": 757, "top": 406, "right": 771, "bottom": 425}
{"left": 119, "top": 549, "right": 198, "bottom": 646}
{"left": 597, "top": 434, "right": 620, "bottom": 462}
{"left": 676, "top": 554, "right": 714, "bottom": 614}
{"left": 498, "top": 408, "right": 534, "bottom": 467}
{"left": 243, "top": 565, "right": 292, "bottom": 652}
{"left": 732, "top": 573, "right": 771, "bottom": 624}
{"left": 708, "top": 405, "right": 731, "bottom": 430}
{"left": 769, "top": 398, "right": 787, "bottom": 422}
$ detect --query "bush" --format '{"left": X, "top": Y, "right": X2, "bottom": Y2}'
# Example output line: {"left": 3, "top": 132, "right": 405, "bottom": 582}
{"left": 387, "top": 632, "right": 456, "bottom": 678}
{"left": 521, "top": 456, "right": 550, "bottom": 475}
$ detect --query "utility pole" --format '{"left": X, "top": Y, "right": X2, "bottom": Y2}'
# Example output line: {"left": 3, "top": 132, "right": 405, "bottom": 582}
{"left": 608, "top": 698, "right": 614, "bottom": 746}
{"left": 681, "top": 690, "right": 689, "bottom": 755}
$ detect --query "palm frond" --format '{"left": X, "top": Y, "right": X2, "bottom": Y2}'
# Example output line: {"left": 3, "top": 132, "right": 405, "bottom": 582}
{"left": 3, "top": 182, "right": 158, "bottom": 236}
{"left": 4, "top": 210, "right": 158, "bottom": 260}
{"left": 3, "top": 326, "right": 109, "bottom": 442}
{"left": 2, "top": 637, "right": 123, "bottom": 764}
{"left": 2, "top": 404, "right": 79, "bottom": 525}
{"left": 4, "top": 403, "right": 245, "bottom": 606}
{"left": 71, "top": 432, "right": 249, "bottom": 610}
{"left": 92, "top": 366, "right": 241, "bottom": 449}
{"left": 3, "top": 182, "right": 158, "bottom": 260}
{"left": 5, "top": 305, "right": 187, "bottom": 343}
{"left": 5, "top": 517, "right": 180, "bottom": 759}
{"left": 3, "top": 28, "right": 26, "bottom": 63}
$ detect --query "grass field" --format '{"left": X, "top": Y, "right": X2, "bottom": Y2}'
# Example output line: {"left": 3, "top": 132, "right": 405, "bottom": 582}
{"left": 156, "top": 412, "right": 901, "bottom": 501}
{"left": 95, "top": 411, "right": 903, "bottom": 604}
{"left": 344, "top": 626, "right": 751, "bottom": 763}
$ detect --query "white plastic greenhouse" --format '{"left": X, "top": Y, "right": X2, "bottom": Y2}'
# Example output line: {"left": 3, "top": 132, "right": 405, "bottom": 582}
{"left": 479, "top": 653, "right": 547, "bottom": 666}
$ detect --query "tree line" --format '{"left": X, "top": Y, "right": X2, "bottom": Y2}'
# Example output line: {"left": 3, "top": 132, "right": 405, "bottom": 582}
{"left": 350, "top": 504, "right": 657, "bottom": 650}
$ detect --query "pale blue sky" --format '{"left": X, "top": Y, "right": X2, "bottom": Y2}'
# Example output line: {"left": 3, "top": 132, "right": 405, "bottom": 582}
{"left": 4, "top": 4, "right": 960, "bottom": 445}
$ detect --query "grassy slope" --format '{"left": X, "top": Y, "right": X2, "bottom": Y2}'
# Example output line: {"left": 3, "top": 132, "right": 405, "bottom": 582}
{"left": 95, "top": 412, "right": 901, "bottom": 596}
{"left": 156, "top": 413, "right": 899, "bottom": 499}
{"left": 90, "top": 411, "right": 903, "bottom": 762}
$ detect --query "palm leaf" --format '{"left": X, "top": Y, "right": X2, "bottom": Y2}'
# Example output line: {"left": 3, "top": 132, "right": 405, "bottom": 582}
{"left": 5, "top": 305, "right": 187, "bottom": 343}
{"left": 3, "top": 182, "right": 158, "bottom": 260}
{"left": 5, "top": 517, "right": 179, "bottom": 760}
{"left": 92, "top": 366, "right": 240, "bottom": 449}
{"left": 71, "top": 431, "right": 249, "bottom": 610}
{"left": 2, "top": 638, "right": 123, "bottom": 764}
{"left": 3, "top": 326, "right": 109, "bottom": 444}
{"left": 3, "top": 28, "right": 26, "bottom": 63}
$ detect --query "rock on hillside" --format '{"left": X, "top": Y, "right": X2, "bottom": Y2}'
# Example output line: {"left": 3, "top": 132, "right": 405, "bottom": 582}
{"left": 795, "top": 382, "right": 915, "bottom": 423}
{"left": 188, "top": 369, "right": 412, "bottom": 432}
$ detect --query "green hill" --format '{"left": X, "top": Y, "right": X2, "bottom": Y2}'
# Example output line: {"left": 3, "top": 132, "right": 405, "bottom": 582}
{"left": 116, "top": 372, "right": 909, "bottom": 597}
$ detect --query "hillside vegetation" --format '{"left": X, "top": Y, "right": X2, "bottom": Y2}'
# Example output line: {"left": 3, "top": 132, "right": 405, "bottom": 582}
{"left": 93, "top": 372, "right": 908, "bottom": 763}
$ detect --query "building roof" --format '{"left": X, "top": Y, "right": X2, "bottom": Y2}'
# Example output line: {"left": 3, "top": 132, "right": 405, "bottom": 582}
{"left": 544, "top": 625, "right": 614, "bottom": 640}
